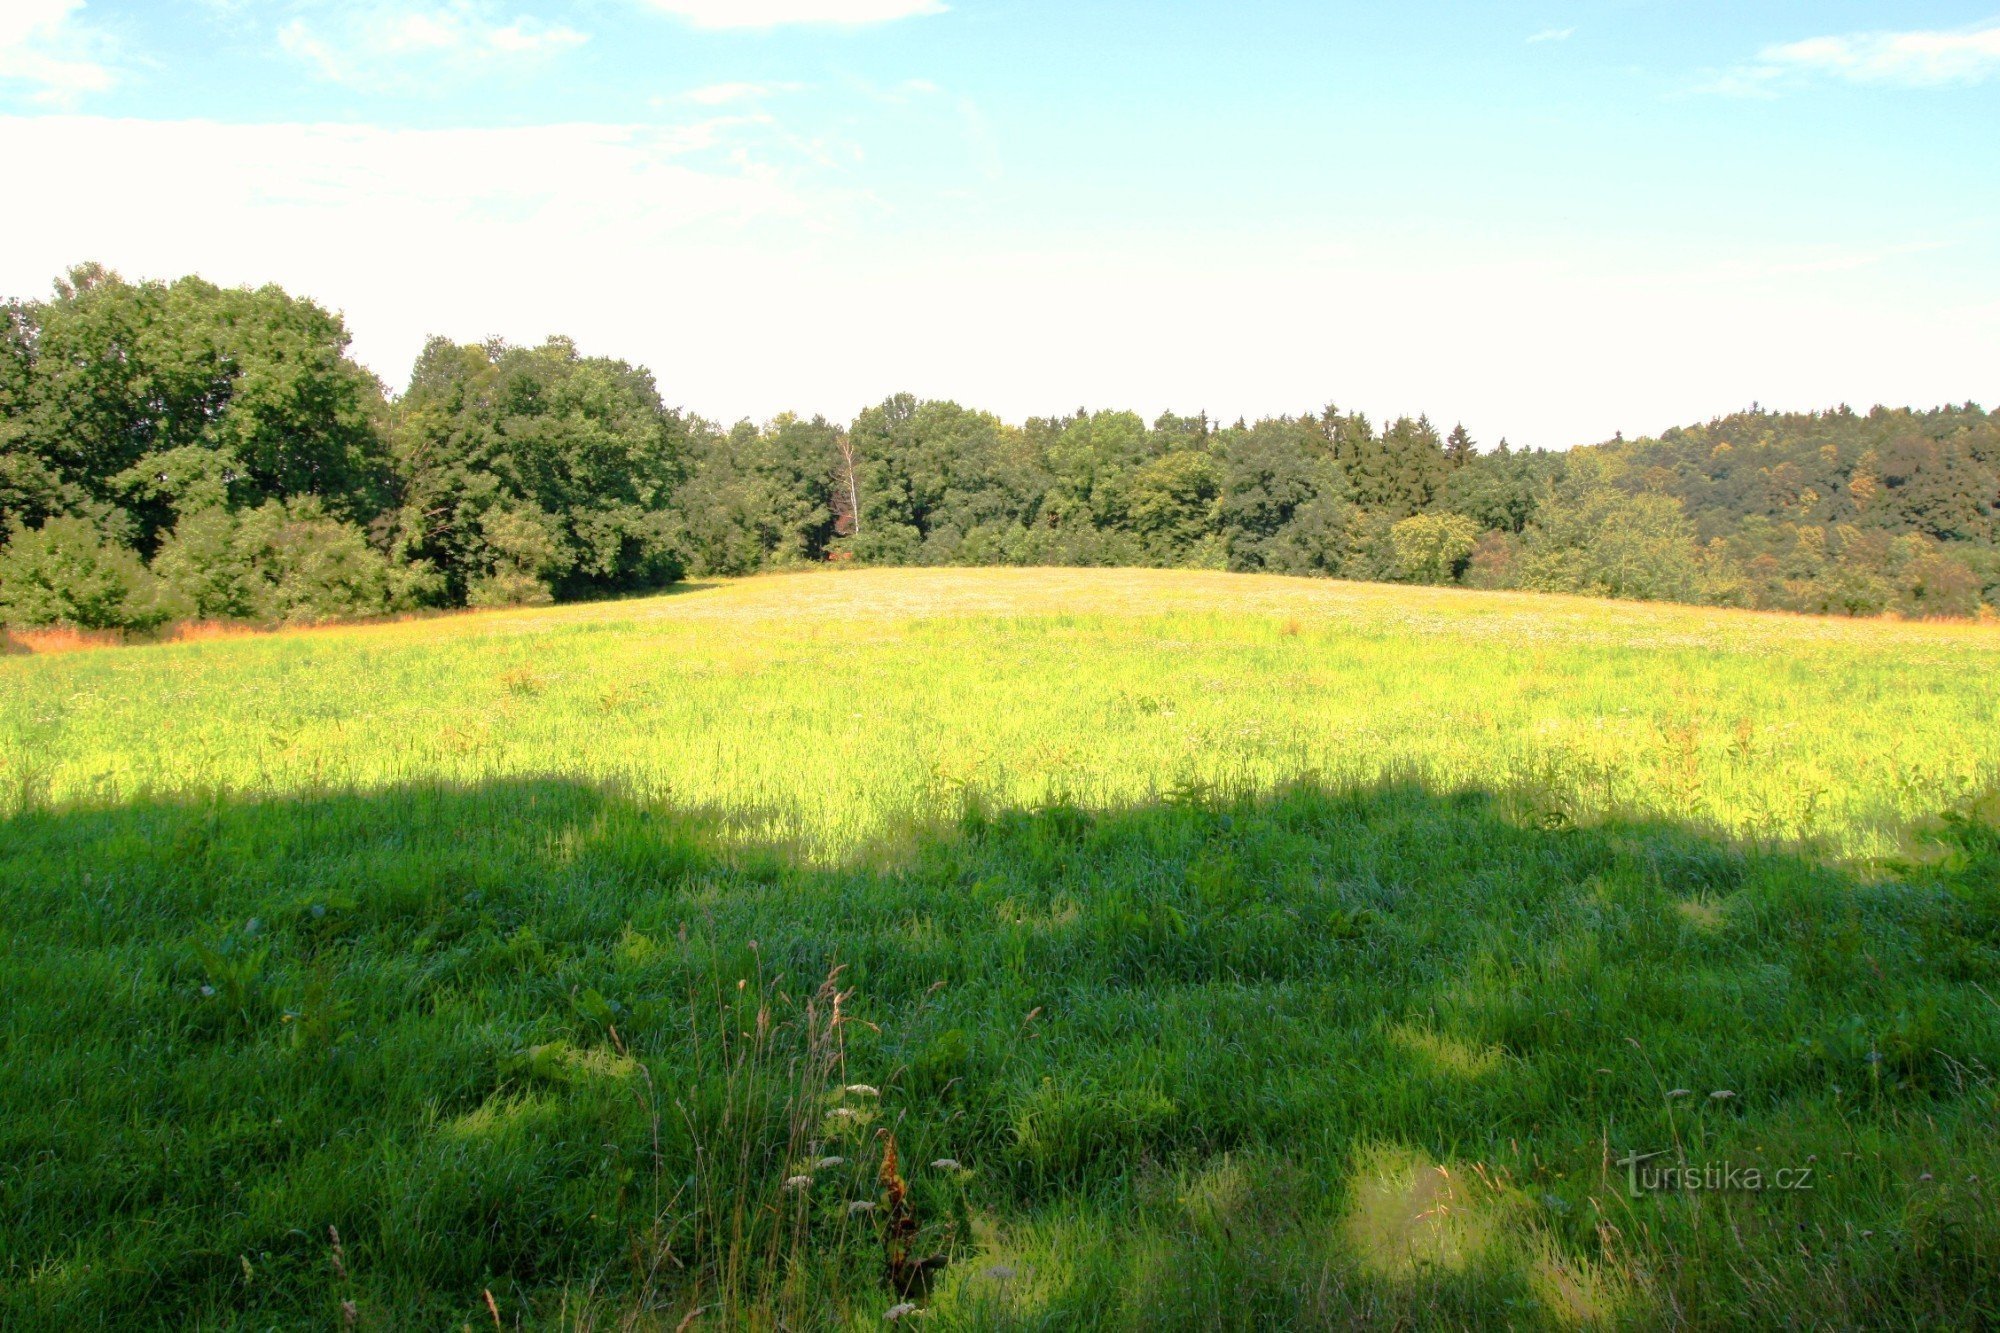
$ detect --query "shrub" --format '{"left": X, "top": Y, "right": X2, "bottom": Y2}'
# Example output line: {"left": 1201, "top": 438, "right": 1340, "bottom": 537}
{"left": 0, "top": 516, "right": 178, "bottom": 631}
{"left": 468, "top": 571, "right": 556, "bottom": 608}
{"left": 467, "top": 506, "right": 569, "bottom": 607}
{"left": 153, "top": 500, "right": 414, "bottom": 624}
{"left": 149, "top": 507, "right": 261, "bottom": 619}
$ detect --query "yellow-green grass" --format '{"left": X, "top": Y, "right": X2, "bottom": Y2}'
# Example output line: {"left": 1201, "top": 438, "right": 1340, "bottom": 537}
{"left": 3, "top": 568, "right": 1998, "bottom": 1329}
{"left": 7, "top": 567, "right": 1998, "bottom": 858}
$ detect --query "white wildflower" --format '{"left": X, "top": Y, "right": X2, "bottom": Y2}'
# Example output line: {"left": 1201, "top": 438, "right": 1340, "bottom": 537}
{"left": 784, "top": 1175, "right": 813, "bottom": 1191}
{"left": 845, "top": 1084, "right": 880, "bottom": 1097}
{"left": 884, "top": 1303, "right": 920, "bottom": 1321}
{"left": 815, "top": 1156, "right": 846, "bottom": 1170}
{"left": 1709, "top": 1090, "right": 1735, "bottom": 1101}
{"left": 1665, "top": 1088, "right": 1690, "bottom": 1098}
{"left": 848, "top": 1200, "right": 877, "bottom": 1215}
{"left": 930, "top": 1158, "right": 962, "bottom": 1171}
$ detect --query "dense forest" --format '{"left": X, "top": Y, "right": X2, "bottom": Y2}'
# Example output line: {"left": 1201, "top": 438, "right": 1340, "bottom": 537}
{"left": 4, "top": 265, "right": 1996, "bottom": 630}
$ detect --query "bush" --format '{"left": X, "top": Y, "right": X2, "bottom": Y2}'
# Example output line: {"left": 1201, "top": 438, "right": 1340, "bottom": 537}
{"left": 469, "top": 506, "right": 569, "bottom": 606}
{"left": 0, "top": 516, "right": 179, "bottom": 630}
{"left": 153, "top": 500, "right": 416, "bottom": 624}
{"left": 149, "top": 507, "right": 259, "bottom": 619}
{"left": 467, "top": 571, "right": 555, "bottom": 608}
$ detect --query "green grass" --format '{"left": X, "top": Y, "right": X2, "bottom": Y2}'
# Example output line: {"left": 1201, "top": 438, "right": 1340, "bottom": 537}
{"left": 3, "top": 568, "right": 1998, "bottom": 1328}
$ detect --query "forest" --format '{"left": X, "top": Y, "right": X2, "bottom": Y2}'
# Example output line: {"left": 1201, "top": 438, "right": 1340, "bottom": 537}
{"left": 4, "top": 265, "right": 1997, "bottom": 630}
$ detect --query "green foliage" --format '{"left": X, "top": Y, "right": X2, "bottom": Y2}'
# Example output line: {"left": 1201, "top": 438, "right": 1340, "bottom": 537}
{"left": 1440, "top": 439, "right": 1557, "bottom": 534}
{"left": 1125, "top": 450, "right": 1220, "bottom": 560}
{"left": 152, "top": 500, "right": 421, "bottom": 624}
{"left": 5, "top": 264, "right": 1998, "bottom": 627}
{"left": 1518, "top": 457, "right": 1703, "bottom": 601}
{"left": 846, "top": 394, "right": 1036, "bottom": 559}
{"left": 0, "top": 264, "right": 390, "bottom": 548}
{"left": 676, "top": 414, "right": 845, "bottom": 575}
{"left": 0, "top": 515, "right": 177, "bottom": 630}
{"left": 1389, "top": 511, "right": 1480, "bottom": 585}
{"left": 388, "top": 336, "right": 688, "bottom": 604}
{"left": 1215, "top": 416, "right": 1345, "bottom": 571}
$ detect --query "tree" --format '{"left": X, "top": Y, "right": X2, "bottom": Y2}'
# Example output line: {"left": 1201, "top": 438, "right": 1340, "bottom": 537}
{"left": 1264, "top": 495, "right": 1392, "bottom": 580}
{"left": 833, "top": 429, "right": 862, "bottom": 539}
{"left": 1126, "top": 451, "right": 1220, "bottom": 561}
{"left": 0, "top": 265, "right": 391, "bottom": 550}
{"left": 1440, "top": 444, "right": 1556, "bottom": 534}
{"left": 388, "top": 336, "right": 688, "bottom": 604}
{"left": 1390, "top": 512, "right": 1479, "bottom": 584}
{"left": 844, "top": 395, "right": 1046, "bottom": 561}
{"left": 1215, "top": 416, "right": 1345, "bottom": 570}
{"left": 1445, "top": 423, "right": 1476, "bottom": 469}
{"left": 1517, "top": 456, "right": 1701, "bottom": 601}
{"left": 676, "top": 415, "right": 847, "bottom": 575}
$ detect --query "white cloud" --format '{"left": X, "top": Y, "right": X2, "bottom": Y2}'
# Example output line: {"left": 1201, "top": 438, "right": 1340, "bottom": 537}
{"left": 641, "top": 0, "right": 945, "bottom": 30}
{"left": 1526, "top": 27, "right": 1574, "bottom": 45}
{"left": 0, "top": 116, "right": 1991, "bottom": 449}
{"left": 1705, "top": 20, "right": 2000, "bottom": 95}
{"left": 1761, "top": 22, "right": 2000, "bottom": 85}
{"left": 0, "top": 0, "right": 115, "bottom": 105}
{"left": 279, "top": 4, "right": 586, "bottom": 87}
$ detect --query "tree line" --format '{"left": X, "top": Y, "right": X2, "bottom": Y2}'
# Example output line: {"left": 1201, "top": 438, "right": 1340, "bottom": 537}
{"left": 4, "top": 265, "right": 1996, "bottom": 631}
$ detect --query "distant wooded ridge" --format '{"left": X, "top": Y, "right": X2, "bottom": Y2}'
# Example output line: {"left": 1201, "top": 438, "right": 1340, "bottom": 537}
{"left": 3, "top": 264, "right": 1995, "bottom": 630}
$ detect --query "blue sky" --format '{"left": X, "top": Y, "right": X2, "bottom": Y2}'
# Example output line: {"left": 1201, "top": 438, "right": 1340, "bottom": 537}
{"left": 2, "top": 1, "right": 1996, "bottom": 446}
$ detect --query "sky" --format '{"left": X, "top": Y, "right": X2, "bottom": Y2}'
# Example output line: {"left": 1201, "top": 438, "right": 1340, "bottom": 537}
{"left": 1, "top": 2, "right": 1996, "bottom": 448}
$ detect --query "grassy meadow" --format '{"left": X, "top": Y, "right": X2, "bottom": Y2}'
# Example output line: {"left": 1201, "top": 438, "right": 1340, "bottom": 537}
{"left": 3, "top": 567, "right": 1998, "bottom": 1328}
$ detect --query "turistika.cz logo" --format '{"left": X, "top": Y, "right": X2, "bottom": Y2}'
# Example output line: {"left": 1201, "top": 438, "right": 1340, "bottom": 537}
{"left": 1616, "top": 1151, "right": 1815, "bottom": 1198}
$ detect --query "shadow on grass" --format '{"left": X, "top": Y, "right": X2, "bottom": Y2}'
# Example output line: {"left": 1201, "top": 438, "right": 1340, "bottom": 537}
{"left": 1, "top": 777, "right": 1996, "bottom": 1329}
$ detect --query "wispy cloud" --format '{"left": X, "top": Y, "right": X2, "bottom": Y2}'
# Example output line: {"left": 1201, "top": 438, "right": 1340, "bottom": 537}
{"left": 679, "top": 80, "right": 804, "bottom": 105}
{"left": 0, "top": 0, "right": 116, "bottom": 106}
{"left": 1699, "top": 19, "right": 2000, "bottom": 96}
{"left": 640, "top": 0, "right": 945, "bottom": 30}
{"left": 1526, "top": 27, "right": 1574, "bottom": 45}
{"left": 279, "top": 3, "right": 586, "bottom": 88}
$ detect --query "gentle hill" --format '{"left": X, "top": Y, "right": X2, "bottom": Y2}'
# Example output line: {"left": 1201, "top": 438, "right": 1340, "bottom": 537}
{"left": 3, "top": 568, "right": 1998, "bottom": 1327}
